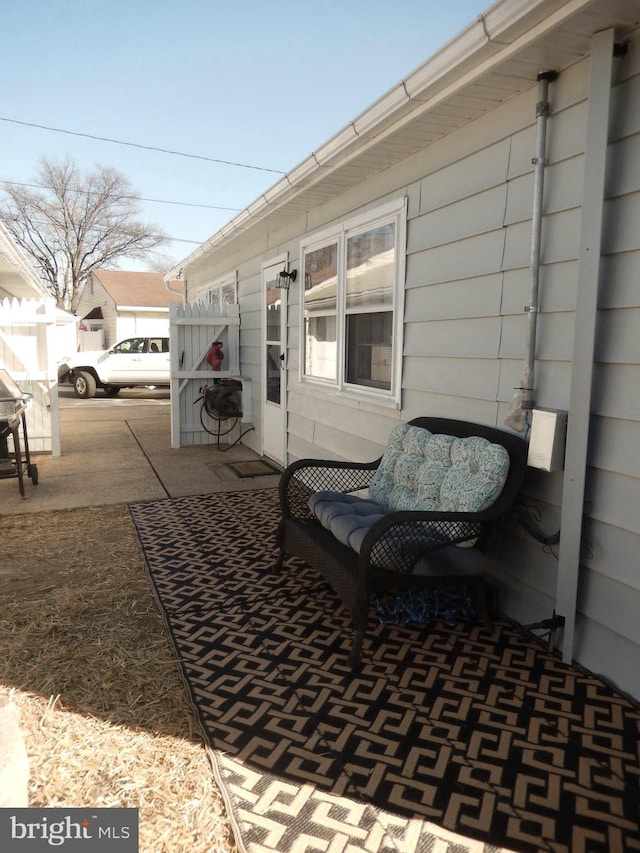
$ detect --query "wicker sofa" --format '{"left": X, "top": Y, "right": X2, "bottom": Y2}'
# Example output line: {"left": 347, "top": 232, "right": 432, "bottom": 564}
{"left": 273, "top": 417, "right": 529, "bottom": 666}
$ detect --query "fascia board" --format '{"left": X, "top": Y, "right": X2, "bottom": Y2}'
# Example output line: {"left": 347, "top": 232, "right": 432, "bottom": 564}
{"left": 0, "top": 221, "right": 48, "bottom": 297}
{"left": 115, "top": 306, "right": 170, "bottom": 313}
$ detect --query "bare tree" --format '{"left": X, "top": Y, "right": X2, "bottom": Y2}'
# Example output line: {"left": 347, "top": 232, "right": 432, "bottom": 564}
{"left": 145, "top": 252, "right": 179, "bottom": 276}
{"left": 0, "top": 156, "right": 169, "bottom": 312}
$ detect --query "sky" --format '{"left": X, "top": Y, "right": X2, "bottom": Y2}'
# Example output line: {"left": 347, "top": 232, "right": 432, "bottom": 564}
{"left": 1, "top": 0, "right": 491, "bottom": 273}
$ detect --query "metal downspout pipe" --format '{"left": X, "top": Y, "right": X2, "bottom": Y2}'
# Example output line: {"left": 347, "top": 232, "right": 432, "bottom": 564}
{"left": 505, "top": 71, "right": 557, "bottom": 433}
{"left": 524, "top": 71, "right": 558, "bottom": 413}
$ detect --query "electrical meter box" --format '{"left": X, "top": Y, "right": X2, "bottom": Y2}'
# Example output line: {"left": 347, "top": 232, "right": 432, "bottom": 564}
{"left": 527, "top": 408, "right": 568, "bottom": 472}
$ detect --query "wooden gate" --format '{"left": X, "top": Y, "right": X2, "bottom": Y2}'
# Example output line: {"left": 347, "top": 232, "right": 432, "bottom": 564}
{"left": 0, "top": 297, "right": 61, "bottom": 455}
{"left": 169, "top": 302, "right": 252, "bottom": 448}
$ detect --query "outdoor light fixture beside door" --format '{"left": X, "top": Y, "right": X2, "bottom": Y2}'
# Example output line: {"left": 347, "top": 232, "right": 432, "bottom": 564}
{"left": 276, "top": 267, "right": 297, "bottom": 289}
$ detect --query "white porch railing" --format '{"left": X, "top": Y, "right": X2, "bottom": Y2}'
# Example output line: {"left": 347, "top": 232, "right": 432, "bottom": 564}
{"left": 0, "top": 297, "right": 63, "bottom": 456}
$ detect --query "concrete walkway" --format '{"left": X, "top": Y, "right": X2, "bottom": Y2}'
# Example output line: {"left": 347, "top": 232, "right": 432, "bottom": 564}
{"left": 1, "top": 389, "right": 281, "bottom": 514}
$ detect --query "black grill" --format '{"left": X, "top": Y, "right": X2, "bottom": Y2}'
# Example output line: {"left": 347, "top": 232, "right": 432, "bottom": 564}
{"left": 0, "top": 369, "right": 38, "bottom": 496}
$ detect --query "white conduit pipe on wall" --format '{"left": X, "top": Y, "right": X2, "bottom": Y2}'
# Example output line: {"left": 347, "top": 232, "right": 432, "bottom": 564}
{"left": 505, "top": 70, "right": 558, "bottom": 434}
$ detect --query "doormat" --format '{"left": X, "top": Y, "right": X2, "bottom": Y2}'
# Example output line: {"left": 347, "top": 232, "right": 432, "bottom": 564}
{"left": 225, "top": 458, "right": 282, "bottom": 478}
{"left": 129, "top": 488, "right": 640, "bottom": 853}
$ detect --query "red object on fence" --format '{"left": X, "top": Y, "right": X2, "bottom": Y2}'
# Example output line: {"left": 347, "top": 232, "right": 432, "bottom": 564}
{"left": 206, "top": 341, "right": 224, "bottom": 371}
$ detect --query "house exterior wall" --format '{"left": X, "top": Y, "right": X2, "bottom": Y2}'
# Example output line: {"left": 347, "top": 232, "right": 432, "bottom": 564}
{"left": 114, "top": 311, "right": 171, "bottom": 341}
{"left": 76, "top": 279, "right": 172, "bottom": 348}
{"left": 76, "top": 278, "right": 117, "bottom": 346}
{"left": 182, "top": 32, "right": 640, "bottom": 700}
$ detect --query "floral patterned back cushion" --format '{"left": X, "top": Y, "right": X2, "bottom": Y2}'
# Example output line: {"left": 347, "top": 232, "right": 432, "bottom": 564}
{"left": 369, "top": 424, "right": 510, "bottom": 513}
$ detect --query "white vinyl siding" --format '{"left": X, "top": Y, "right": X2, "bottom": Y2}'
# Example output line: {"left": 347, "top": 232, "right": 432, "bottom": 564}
{"left": 180, "top": 25, "right": 640, "bottom": 701}
{"left": 76, "top": 280, "right": 117, "bottom": 347}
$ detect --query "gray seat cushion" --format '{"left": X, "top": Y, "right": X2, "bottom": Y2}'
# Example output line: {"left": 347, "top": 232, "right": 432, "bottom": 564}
{"left": 308, "top": 491, "right": 392, "bottom": 553}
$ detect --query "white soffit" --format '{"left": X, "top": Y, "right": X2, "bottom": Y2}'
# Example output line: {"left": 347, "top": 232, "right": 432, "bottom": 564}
{"left": 171, "top": 0, "right": 640, "bottom": 277}
{"left": 0, "top": 222, "right": 47, "bottom": 299}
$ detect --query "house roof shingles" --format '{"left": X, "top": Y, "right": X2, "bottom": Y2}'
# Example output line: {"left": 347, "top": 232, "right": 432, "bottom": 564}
{"left": 93, "top": 269, "right": 182, "bottom": 309}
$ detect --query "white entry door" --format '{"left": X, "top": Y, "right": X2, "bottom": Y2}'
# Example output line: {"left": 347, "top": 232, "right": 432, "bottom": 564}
{"left": 262, "top": 260, "right": 287, "bottom": 465}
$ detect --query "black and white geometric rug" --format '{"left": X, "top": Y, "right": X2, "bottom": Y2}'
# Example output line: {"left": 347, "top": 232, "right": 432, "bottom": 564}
{"left": 129, "top": 489, "right": 640, "bottom": 853}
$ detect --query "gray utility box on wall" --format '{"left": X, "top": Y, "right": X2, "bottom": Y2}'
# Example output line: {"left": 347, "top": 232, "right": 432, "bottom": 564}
{"left": 527, "top": 408, "right": 568, "bottom": 472}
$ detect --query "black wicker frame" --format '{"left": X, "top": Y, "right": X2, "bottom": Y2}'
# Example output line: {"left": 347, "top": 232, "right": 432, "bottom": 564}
{"left": 273, "top": 417, "right": 529, "bottom": 667}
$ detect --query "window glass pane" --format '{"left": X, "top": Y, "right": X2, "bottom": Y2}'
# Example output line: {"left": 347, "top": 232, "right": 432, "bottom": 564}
{"left": 200, "top": 288, "right": 221, "bottom": 311}
{"left": 304, "top": 315, "right": 337, "bottom": 380}
{"left": 199, "top": 279, "right": 236, "bottom": 309}
{"left": 221, "top": 283, "right": 235, "bottom": 305}
{"left": 346, "top": 312, "right": 392, "bottom": 390}
{"left": 304, "top": 244, "right": 337, "bottom": 312}
{"left": 113, "top": 338, "right": 145, "bottom": 354}
{"left": 346, "top": 223, "right": 395, "bottom": 309}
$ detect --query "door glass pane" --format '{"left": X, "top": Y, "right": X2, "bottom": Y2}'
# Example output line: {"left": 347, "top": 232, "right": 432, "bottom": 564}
{"left": 345, "top": 311, "right": 392, "bottom": 390}
{"left": 266, "top": 283, "right": 281, "bottom": 341}
{"left": 265, "top": 276, "right": 281, "bottom": 405}
{"left": 266, "top": 344, "right": 281, "bottom": 404}
{"left": 346, "top": 223, "right": 395, "bottom": 309}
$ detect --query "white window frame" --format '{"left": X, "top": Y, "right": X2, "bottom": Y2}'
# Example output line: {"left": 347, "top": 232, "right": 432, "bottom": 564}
{"left": 299, "top": 197, "right": 406, "bottom": 408}
{"left": 196, "top": 271, "right": 237, "bottom": 310}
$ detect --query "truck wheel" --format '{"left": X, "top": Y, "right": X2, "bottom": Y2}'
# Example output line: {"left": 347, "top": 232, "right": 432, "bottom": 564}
{"left": 103, "top": 385, "right": 120, "bottom": 397}
{"left": 74, "top": 371, "right": 97, "bottom": 399}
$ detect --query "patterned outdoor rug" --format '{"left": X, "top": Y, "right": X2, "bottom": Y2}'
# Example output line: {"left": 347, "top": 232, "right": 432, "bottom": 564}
{"left": 129, "top": 489, "right": 640, "bottom": 853}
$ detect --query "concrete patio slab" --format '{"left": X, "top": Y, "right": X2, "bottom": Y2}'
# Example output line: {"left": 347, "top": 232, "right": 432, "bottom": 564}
{"left": 0, "top": 389, "right": 280, "bottom": 514}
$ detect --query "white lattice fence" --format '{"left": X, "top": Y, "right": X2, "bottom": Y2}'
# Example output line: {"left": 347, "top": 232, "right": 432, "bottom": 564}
{"left": 169, "top": 302, "right": 252, "bottom": 448}
{"left": 0, "top": 297, "right": 61, "bottom": 455}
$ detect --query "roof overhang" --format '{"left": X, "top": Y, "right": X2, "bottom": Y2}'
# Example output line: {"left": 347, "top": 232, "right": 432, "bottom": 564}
{"left": 168, "top": 0, "right": 640, "bottom": 280}
{"left": 0, "top": 221, "right": 50, "bottom": 300}
{"left": 82, "top": 307, "right": 104, "bottom": 321}
{"left": 115, "top": 305, "right": 171, "bottom": 313}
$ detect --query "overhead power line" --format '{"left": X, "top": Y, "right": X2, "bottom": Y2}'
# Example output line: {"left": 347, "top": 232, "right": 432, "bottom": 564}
{"left": 1, "top": 211, "right": 204, "bottom": 246}
{"left": 0, "top": 178, "right": 243, "bottom": 213}
{"left": 140, "top": 196, "right": 241, "bottom": 212}
{"left": 0, "top": 116, "right": 287, "bottom": 175}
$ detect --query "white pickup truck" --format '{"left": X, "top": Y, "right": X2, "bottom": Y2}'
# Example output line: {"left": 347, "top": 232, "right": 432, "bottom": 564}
{"left": 58, "top": 336, "right": 170, "bottom": 398}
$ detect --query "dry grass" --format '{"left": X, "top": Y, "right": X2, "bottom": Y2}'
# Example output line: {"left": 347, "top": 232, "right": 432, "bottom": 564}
{"left": 0, "top": 504, "right": 237, "bottom": 853}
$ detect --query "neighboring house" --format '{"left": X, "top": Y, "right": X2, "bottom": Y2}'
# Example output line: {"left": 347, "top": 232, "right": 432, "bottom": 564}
{"left": 167, "top": 0, "right": 640, "bottom": 701}
{"left": 0, "top": 221, "right": 73, "bottom": 455}
{"left": 76, "top": 269, "right": 183, "bottom": 350}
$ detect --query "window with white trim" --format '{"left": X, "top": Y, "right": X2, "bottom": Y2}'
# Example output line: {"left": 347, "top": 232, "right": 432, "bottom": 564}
{"left": 300, "top": 199, "right": 405, "bottom": 404}
{"left": 197, "top": 272, "right": 237, "bottom": 311}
